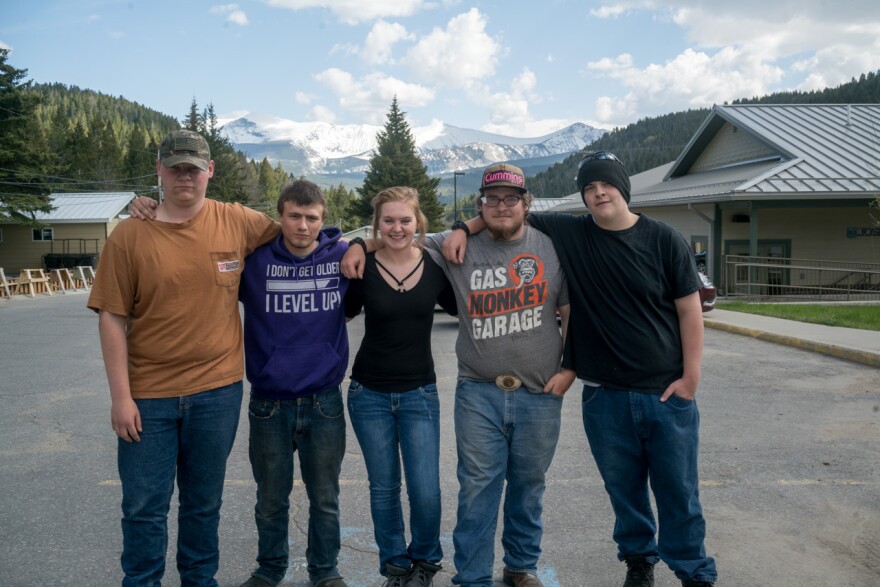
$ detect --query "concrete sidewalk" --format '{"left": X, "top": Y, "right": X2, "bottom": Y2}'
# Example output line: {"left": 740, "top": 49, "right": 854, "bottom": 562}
{"left": 703, "top": 307, "right": 880, "bottom": 368}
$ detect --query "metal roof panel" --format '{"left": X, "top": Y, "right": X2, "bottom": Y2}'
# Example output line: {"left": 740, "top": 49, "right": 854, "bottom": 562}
{"left": 33, "top": 192, "right": 135, "bottom": 223}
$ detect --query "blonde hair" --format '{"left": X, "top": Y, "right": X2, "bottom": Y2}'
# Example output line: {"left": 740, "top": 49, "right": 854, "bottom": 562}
{"left": 371, "top": 186, "right": 428, "bottom": 249}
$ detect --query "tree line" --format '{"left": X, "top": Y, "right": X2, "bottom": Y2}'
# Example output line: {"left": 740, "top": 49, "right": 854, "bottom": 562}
{"left": 0, "top": 50, "right": 444, "bottom": 231}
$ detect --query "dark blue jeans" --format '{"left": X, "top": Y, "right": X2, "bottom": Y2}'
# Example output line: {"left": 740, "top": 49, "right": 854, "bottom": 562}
{"left": 117, "top": 381, "right": 243, "bottom": 587}
{"left": 247, "top": 387, "right": 346, "bottom": 585}
{"left": 451, "top": 379, "right": 563, "bottom": 587}
{"left": 581, "top": 385, "right": 717, "bottom": 584}
{"left": 346, "top": 380, "right": 443, "bottom": 576}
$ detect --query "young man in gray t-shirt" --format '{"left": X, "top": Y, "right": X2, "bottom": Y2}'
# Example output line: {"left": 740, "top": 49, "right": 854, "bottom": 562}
{"left": 427, "top": 163, "right": 573, "bottom": 587}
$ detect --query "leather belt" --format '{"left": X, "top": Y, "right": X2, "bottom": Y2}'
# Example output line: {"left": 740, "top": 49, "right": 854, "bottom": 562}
{"left": 495, "top": 375, "right": 522, "bottom": 392}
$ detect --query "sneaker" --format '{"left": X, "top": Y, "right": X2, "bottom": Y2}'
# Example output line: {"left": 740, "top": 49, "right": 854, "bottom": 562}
{"left": 404, "top": 560, "right": 442, "bottom": 587}
{"left": 681, "top": 581, "right": 714, "bottom": 587}
{"left": 382, "top": 563, "right": 412, "bottom": 587}
{"left": 314, "top": 577, "right": 348, "bottom": 587}
{"left": 502, "top": 569, "right": 544, "bottom": 587}
{"left": 239, "top": 576, "right": 277, "bottom": 587}
{"left": 623, "top": 557, "right": 654, "bottom": 587}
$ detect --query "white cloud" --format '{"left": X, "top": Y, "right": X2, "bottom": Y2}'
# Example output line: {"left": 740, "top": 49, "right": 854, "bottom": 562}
{"left": 265, "top": 0, "right": 427, "bottom": 25}
{"left": 107, "top": 31, "right": 125, "bottom": 39}
{"left": 587, "top": 47, "right": 785, "bottom": 123}
{"left": 0, "top": 40, "right": 11, "bottom": 51}
{"left": 582, "top": 1, "right": 880, "bottom": 125}
{"left": 306, "top": 105, "right": 337, "bottom": 123}
{"left": 469, "top": 68, "right": 569, "bottom": 137}
{"left": 87, "top": 15, "right": 101, "bottom": 23}
{"left": 590, "top": 4, "right": 631, "bottom": 18}
{"left": 295, "top": 91, "right": 315, "bottom": 104}
{"left": 404, "top": 8, "right": 500, "bottom": 89}
{"left": 227, "top": 11, "right": 249, "bottom": 25}
{"left": 210, "top": 4, "right": 249, "bottom": 26}
{"left": 362, "top": 20, "right": 414, "bottom": 65}
{"left": 314, "top": 68, "right": 435, "bottom": 123}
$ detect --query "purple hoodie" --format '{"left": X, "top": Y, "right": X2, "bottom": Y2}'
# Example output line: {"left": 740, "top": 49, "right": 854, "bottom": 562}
{"left": 239, "top": 227, "right": 349, "bottom": 399}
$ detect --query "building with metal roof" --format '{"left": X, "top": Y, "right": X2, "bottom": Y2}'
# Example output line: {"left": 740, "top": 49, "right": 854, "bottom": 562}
{"left": 0, "top": 192, "right": 135, "bottom": 274}
{"left": 550, "top": 104, "right": 880, "bottom": 292}
{"left": 30, "top": 192, "right": 136, "bottom": 223}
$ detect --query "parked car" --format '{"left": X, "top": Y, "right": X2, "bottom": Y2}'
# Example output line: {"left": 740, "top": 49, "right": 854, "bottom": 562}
{"left": 694, "top": 251, "right": 707, "bottom": 274}
{"left": 699, "top": 272, "right": 717, "bottom": 312}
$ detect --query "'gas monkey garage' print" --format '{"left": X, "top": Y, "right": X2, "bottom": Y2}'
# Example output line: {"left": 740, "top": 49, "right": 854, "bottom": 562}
{"left": 467, "top": 254, "right": 548, "bottom": 339}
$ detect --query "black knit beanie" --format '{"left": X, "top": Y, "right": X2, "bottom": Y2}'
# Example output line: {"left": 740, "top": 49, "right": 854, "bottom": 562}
{"left": 576, "top": 156, "right": 631, "bottom": 203}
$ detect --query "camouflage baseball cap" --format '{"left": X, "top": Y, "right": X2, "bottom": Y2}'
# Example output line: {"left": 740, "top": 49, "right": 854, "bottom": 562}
{"left": 159, "top": 130, "right": 211, "bottom": 171}
{"left": 480, "top": 163, "right": 526, "bottom": 193}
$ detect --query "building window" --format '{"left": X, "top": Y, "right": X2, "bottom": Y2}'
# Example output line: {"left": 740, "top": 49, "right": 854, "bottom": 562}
{"left": 32, "top": 227, "right": 54, "bottom": 241}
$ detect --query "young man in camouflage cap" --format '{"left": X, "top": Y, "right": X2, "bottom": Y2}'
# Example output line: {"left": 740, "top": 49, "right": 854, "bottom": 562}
{"left": 90, "top": 130, "right": 277, "bottom": 587}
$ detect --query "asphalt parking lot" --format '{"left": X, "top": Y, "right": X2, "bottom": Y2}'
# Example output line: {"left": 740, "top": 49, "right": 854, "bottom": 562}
{"left": 0, "top": 292, "right": 878, "bottom": 586}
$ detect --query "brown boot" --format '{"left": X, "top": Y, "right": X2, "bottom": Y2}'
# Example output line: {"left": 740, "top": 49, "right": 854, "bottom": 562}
{"left": 502, "top": 569, "right": 544, "bottom": 587}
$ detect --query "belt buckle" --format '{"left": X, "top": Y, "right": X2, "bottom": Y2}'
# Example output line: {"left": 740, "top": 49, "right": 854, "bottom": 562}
{"left": 495, "top": 375, "right": 522, "bottom": 392}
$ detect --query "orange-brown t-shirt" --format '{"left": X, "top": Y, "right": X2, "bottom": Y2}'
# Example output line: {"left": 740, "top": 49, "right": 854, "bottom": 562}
{"left": 88, "top": 199, "right": 277, "bottom": 399}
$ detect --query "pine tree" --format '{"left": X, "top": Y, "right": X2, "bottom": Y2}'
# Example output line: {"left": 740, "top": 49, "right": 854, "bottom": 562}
{"left": 63, "top": 119, "right": 91, "bottom": 187}
{"left": 195, "top": 101, "right": 251, "bottom": 203}
{"left": 89, "top": 117, "right": 123, "bottom": 190}
{"left": 324, "top": 183, "right": 356, "bottom": 230}
{"left": 0, "top": 49, "right": 53, "bottom": 224}
{"left": 349, "top": 97, "right": 445, "bottom": 231}
{"left": 124, "top": 125, "right": 159, "bottom": 194}
{"left": 182, "top": 98, "right": 200, "bottom": 131}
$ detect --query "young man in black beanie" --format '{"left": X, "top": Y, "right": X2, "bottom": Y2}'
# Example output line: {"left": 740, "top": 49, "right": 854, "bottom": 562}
{"left": 442, "top": 152, "right": 717, "bottom": 587}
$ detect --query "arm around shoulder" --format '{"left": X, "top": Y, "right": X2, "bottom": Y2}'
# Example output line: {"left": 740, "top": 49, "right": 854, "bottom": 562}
{"left": 442, "top": 216, "right": 485, "bottom": 263}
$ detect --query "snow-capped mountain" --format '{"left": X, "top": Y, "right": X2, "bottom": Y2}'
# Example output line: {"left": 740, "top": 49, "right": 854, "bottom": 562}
{"left": 220, "top": 113, "right": 605, "bottom": 177}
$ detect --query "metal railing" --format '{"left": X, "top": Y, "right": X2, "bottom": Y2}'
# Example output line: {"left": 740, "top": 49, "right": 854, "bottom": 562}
{"left": 720, "top": 255, "right": 880, "bottom": 301}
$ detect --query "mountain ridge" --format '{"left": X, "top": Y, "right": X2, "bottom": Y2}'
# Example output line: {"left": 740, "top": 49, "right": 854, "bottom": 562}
{"left": 220, "top": 113, "right": 605, "bottom": 177}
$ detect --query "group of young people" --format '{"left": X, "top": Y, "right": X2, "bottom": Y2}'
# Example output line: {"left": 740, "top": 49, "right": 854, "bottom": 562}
{"left": 89, "top": 129, "right": 717, "bottom": 587}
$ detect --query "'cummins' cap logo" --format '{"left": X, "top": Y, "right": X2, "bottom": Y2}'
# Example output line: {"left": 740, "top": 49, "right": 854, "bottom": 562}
{"left": 480, "top": 163, "right": 526, "bottom": 193}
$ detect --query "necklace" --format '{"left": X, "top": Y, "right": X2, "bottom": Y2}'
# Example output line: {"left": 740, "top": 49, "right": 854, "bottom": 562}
{"left": 374, "top": 255, "right": 424, "bottom": 292}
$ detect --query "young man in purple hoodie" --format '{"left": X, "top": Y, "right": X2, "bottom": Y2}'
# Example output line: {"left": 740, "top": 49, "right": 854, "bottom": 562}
{"left": 237, "top": 180, "right": 350, "bottom": 587}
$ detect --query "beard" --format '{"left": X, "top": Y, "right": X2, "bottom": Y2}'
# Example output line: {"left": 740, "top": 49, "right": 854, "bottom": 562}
{"left": 485, "top": 219, "right": 524, "bottom": 241}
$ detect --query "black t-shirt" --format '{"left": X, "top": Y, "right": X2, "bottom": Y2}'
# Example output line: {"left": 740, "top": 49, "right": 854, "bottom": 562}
{"left": 345, "top": 250, "right": 457, "bottom": 392}
{"left": 529, "top": 212, "right": 701, "bottom": 391}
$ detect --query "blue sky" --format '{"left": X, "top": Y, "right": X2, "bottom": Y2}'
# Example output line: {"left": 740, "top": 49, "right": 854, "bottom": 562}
{"left": 3, "top": 0, "right": 879, "bottom": 136}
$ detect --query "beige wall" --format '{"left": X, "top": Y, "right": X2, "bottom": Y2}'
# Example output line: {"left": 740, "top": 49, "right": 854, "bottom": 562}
{"left": 638, "top": 205, "right": 715, "bottom": 242}
{"left": 632, "top": 202, "right": 879, "bottom": 288}
{"left": 0, "top": 222, "right": 112, "bottom": 274}
{"left": 721, "top": 206, "right": 879, "bottom": 263}
{"left": 634, "top": 203, "right": 878, "bottom": 264}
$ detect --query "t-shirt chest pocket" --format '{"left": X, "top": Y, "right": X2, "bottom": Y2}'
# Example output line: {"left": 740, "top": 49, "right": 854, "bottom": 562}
{"left": 211, "top": 252, "right": 242, "bottom": 287}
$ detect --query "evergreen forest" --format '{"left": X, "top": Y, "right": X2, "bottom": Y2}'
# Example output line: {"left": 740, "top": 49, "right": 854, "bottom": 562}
{"left": 0, "top": 49, "right": 294, "bottom": 226}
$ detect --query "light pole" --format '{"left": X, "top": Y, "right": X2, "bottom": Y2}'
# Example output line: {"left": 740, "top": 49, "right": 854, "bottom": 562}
{"left": 453, "top": 171, "right": 465, "bottom": 221}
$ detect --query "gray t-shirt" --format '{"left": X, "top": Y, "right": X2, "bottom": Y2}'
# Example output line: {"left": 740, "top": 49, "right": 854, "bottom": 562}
{"left": 426, "top": 227, "right": 569, "bottom": 392}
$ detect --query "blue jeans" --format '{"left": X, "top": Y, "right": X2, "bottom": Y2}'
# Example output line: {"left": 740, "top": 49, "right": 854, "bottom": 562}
{"left": 452, "top": 379, "right": 563, "bottom": 587}
{"left": 247, "top": 387, "right": 346, "bottom": 585}
{"left": 117, "top": 381, "right": 243, "bottom": 587}
{"left": 581, "top": 386, "right": 718, "bottom": 583}
{"left": 346, "top": 380, "right": 443, "bottom": 575}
